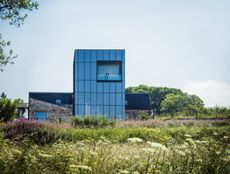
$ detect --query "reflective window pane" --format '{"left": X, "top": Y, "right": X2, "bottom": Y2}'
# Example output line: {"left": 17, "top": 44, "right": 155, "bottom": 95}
{"left": 110, "top": 83, "right": 116, "bottom": 93}
{"left": 97, "top": 105, "right": 103, "bottom": 116}
{"left": 84, "top": 50, "right": 91, "bottom": 62}
{"left": 91, "top": 81, "right": 96, "bottom": 92}
{"left": 116, "top": 83, "right": 122, "bottom": 92}
{"left": 110, "top": 93, "right": 115, "bottom": 105}
{"left": 110, "top": 105, "right": 116, "bottom": 119}
{"left": 85, "top": 81, "right": 90, "bottom": 92}
{"left": 121, "top": 93, "right": 125, "bottom": 106}
{"left": 85, "top": 93, "right": 90, "bottom": 105}
{"left": 85, "top": 104, "right": 90, "bottom": 115}
{"left": 78, "top": 105, "right": 85, "bottom": 115}
{"left": 97, "top": 61, "right": 122, "bottom": 81}
{"left": 90, "top": 105, "right": 97, "bottom": 116}
{"left": 97, "top": 83, "right": 103, "bottom": 92}
{"left": 91, "top": 63, "right": 96, "bottom": 80}
{"left": 110, "top": 50, "right": 116, "bottom": 60}
{"left": 78, "top": 93, "right": 84, "bottom": 104}
{"left": 79, "top": 81, "right": 84, "bottom": 92}
{"left": 85, "top": 63, "right": 91, "bottom": 80}
{"left": 104, "top": 83, "right": 109, "bottom": 93}
{"left": 104, "top": 93, "right": 109, "bottom": 105}
{"left": 91, "top": 50, "right": 97, "bottom": 62}
{"left": 116, "top": 106, "right": 122, "bottom": 119}
{"left": 103, "top": 50, "right": 110, "bottom": 60}
{"left": 90, "top": 93, "right": 96, "bottom": 105}
{"left": 97, "top": 50, "right": 103, "bottom": 60}
{"left": 97, "top": 93, "right": 103, "bottom": 105}
{"left": 104, "top": 106, "right": 109, "bottom": 117}
{"left": 78, "top": 51, "right": 85, "bottom": 62}
{"left": 78, "top": 63, "right": 84, "bottom": 80}
{"left": 115, "top": 50, "right": 122, "bottom": 60}
{"left": 116, "top": 93, "right": 122, "bottom": 105}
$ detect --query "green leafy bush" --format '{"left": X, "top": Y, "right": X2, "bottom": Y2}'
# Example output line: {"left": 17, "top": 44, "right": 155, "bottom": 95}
{"left": 71, "top": 116, "right": 114, "bottom": 128}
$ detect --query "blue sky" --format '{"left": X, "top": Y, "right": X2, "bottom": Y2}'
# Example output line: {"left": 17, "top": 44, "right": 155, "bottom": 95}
{"left": 0, "top": 0, "right": 230, "bottom": 107}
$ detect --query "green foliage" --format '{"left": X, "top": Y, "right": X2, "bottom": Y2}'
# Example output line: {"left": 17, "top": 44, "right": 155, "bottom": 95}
{"left": 0, "top": 93, "right": 17, "bottom": 122}
{"left": 0, "top": 0, "right": 38, "bottom": 71}
{"left": 0, "top": 119, "right": 229, "bottom": 173}
{"left": 126, "top": 85, "right": 185, "bottom": 115}
{"left": 0, "top": 132, "right": 229, "bottom": 173}
{"left": 0, "top": 34, "right": 16, "bottom": 71}
{"left": 72, "top": 116, "right": 115, "bottom": 128}
{"left": 1, "top": 119, "right": 229, "bottom": 145}
{"left": 160, "top": 94, "right": 204, "bottom": 117}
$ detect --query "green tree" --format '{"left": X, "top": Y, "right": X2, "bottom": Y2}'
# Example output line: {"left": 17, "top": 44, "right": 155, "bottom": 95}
{"left": 0, "top": 93, "right": 17, "bottom": 122}
{"left": 126, "top": 85, "right": 183, "bottom": 115}
{"left": 0, "top": 0, "right": 38, "bottom": 71}
{"left": 160, "top": 94, "right": 204, "bottom": 117}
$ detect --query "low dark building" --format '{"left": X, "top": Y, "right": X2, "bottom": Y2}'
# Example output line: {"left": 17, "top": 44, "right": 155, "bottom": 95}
{"left": 28, "top": 92, "right": 151, "bottom": 121}
{"left": 29, "top": 92, "right": 73, "bottom": 121}
{"left": 125, "top": 93, "right": 151, "bottom": 119}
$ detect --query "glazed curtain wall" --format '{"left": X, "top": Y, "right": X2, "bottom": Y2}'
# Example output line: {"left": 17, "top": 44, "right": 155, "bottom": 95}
{"left": 74, "top": 49, "right": 125, "bottom": 119}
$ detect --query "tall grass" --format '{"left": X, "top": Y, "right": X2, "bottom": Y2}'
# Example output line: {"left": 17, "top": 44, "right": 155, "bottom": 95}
{"left": 0, "top": 136, "right": 229, "bottom": 174}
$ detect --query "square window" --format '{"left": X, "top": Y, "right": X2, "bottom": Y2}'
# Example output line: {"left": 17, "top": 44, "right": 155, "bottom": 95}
{"left": 97, "top": 61, "right": 122, "bottom": 82}
{"left": 56, "top": 99, "right": 61, "bottom": 105}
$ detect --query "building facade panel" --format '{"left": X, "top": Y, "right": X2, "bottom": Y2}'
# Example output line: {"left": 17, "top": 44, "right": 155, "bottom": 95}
{"left": 74, "top": 49, "right": 125, "bottom": 119}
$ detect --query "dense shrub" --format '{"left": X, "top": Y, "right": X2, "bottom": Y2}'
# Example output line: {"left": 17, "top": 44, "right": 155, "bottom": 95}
{"left": 1, "top": 119, "right": 229, "bottom": 145}
{"left": 71, "top": 116, "right": 114, "bottom": 128}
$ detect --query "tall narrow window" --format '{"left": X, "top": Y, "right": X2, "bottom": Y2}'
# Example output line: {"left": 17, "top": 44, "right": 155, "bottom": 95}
{"left": 97, "top": 61, "right": 122, "bottom": 82}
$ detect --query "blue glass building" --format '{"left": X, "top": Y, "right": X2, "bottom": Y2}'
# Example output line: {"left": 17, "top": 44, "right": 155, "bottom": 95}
{"left": 73, "top": 49, "right": 125, "bottom": 119}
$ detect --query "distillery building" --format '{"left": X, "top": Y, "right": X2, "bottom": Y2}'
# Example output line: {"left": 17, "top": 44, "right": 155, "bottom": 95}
{"left": 28, "top": 49, "right": 150, "bottom": 121}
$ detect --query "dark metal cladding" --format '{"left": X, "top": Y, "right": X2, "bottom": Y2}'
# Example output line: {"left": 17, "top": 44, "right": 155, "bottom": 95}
{"left": 125, "top": 93, "right": 151, "bottom": 110}
{"left": 29, "top": 92, "right": 73, "bottom": 105}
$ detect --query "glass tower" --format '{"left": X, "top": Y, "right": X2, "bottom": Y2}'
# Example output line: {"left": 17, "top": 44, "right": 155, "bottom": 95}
{"left": 74, "top": 49, "right": 125, "bottom": 119}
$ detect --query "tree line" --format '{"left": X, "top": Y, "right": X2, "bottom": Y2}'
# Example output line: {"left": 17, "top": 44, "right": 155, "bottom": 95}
{"left": 126, "top": 85, "right": 230, "bottom": 118}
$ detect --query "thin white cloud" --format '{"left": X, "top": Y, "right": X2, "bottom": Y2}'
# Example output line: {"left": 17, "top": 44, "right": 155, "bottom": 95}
{"left": 183, "top": 80, "right": 230, "bottom": 107}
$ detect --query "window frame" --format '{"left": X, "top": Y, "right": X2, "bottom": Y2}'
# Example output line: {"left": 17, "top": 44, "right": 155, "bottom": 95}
{"left": 96, "top": 61, "right": 122, "bottom": 82}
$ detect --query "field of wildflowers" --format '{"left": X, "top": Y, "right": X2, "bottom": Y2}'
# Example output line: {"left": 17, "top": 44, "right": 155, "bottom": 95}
{"left": 0, "top": 119, "right": 229, "bottom": 173}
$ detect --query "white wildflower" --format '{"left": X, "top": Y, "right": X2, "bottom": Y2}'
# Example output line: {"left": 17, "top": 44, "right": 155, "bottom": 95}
{"left": 127, "top": 137, "right": 143, "bottom": 143}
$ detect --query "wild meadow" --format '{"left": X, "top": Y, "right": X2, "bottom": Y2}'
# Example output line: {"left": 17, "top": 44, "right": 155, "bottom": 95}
{"left": 0, "top": 118, "right": 229, "bottom": 174}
